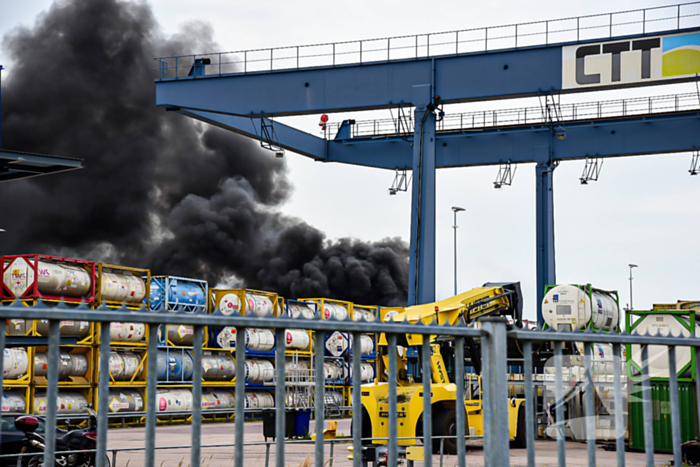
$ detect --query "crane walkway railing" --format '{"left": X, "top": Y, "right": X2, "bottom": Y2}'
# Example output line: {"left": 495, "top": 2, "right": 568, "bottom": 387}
{"left": 1, "top": 301, "right": 699, "bottom": 467}
{"left": 154, "top": 2, "right": 700, "bottom": 80}
{"left": 324, "top": 91, "right": 700, "bottom": 140}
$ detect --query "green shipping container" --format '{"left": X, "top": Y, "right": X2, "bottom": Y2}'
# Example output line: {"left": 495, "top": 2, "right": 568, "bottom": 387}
{"left": 629, "top": 381, "right": 698, "bottom": 453}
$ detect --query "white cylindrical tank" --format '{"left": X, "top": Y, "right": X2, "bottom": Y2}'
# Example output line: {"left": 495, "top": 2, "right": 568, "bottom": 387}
{"left": 5, "top": 319, "right": 31, "bottom": 336}
{"left": 34, "top": 390, "right": 89, "bottom": 415}
{"left": 108, "top": 351, "right": 144, "bottom": 381}
{"left": 631, "top": 314, "right": 700, "bottom": 378}
{"left": 323, "top": 303, "right": 348, "bottom": 321}
{"left": 245, "top": 359, "right": 274, "bottom": 383}
{"left": 323, "top": 360, "right": 343, "bottom": 381}
{"left": 156, "top": 388, "right": 193, "bottom": 412}
{"left": 285, "top": 358, "right": 311, "bottom": 380}
{"left": 360, "top": 335, "right": 374, "bottom": 355}
{"left": 35, "top": 352, "right": 88, "bottom": 380}
{"left": 36, "top": 320, "right": 90, "bottom": 338}
{"left": 353, "top": 307, "right": 376, "bottom": 322}
{"left": 325, "top": 331, "right": 350, "bottom": 357}
{"left": 217, "top": 293, "right": 242, "bottom": 315}
{"left": 245, "top": 391, "right": 274, "bottom": 408}
{"left": 201, "top": 388, "right": 236, "bottom": 410}
{"left": 106, "top": 389, "right": 144, "bottom": 412}
{"left": 288, "top": 303, "right": 315, "bottom": 319}
{"left": 347, "top": 362, "right": 376, "bottom": 383}
{"left": 2, "top": 390, "right": 27, "bottom": 413}
{"left": 201, "top": 353, "right": 236, "bottom": 381}
{"left": 542, "top": 285, "right": 619, "bottom": 331}
{"left": 246, "top": 328, "right": 275, "bottom": 351}
{"left": 246, "top": 293, "right": 274, "bottom": 316}
{"left": 36, "top": 262, "right": 92, "bottom": 298}
{"left": 101, "top": 272, "right": 146, "bottom": 303}
{"left": 284, "top": 329, "right": 310, "bottom": 351}
{"left": 3, "top": 348, "right": 29, "bottom": 380}
{"left": 216, "top": 327, "right": 238, "bottom": 348}
{"left": 159, "top": 324, "right": 195, "bottom": 346}
{"left": 108, "top": 322, "right": 146, "bottom": 343}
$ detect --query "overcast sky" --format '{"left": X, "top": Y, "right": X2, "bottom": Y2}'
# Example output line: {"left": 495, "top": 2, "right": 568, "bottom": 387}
{"left": 1, "top": 0, "right": 698, "bottom": 320}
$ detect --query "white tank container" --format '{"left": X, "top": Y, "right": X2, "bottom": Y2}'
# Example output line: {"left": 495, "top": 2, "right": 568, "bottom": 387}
{"left": 284, "top": 329, "right": 310, "bottom": 350}
{"left": 217, "top": 293, "right": 242, "bottom": 315}
{"left": 630, "top": 314, "right": 700, "bottom": 378}
{"left": 34, "top": 390, "right": 89, "bottom": 415}
{"left": 285, "top": 358, "right": 311, "bottom": 379}
{"left": 108, "top": 322, "right": 146, "bottom": 343}
{"left": 106, "top": 389, "right": 144, "bottom": 412}
{"left": 201, "top": 388, "right": 236, "bottom": 409}
{"left": 324, "top": 390, "right": 344, "bottom": 408}
{"left": 323, "top": 360, "right": 343, "bottom": 381}
{"left": 246, "top": 328, "right": 275, "bottom": 351}
{"left": 3, "top": 348, "right": 29, "bottom": 379}
{"left": 216, "top": 326, "right": 238, "bottom": 348}
{"left": 542, "top": 285, "right": 619, "bottom": 331}
{"left": 323, "top": 303, "right": 348, "bottom": 321}
{"left": 246, "top": 293, "right": 273, "bottom": 316}
{"left": 2, "top": 390, "right": 27, "bottom": 412}
{"left": 245, "top": 391, "right": 274, "bottom": 408}
{"left": 156, "top": 388, "right": 193, "bottom": 412}
{"left": 2, "top": 258, "right": 92, "bottom": 298}
{"left": 325, "top": 331, "right": 350, "bottom": 357}
{"left": 159, "top": 324, "right": 195, "bottom": 346}
{"left": 353, "top": 307, "right": 376, "bottom": 322}
{"left": 101, "top": 272, "right": 146, "bottom": 303}
{"left": 108, "top": 351, "right": 144, "bottom": 381}
{"left": 360, "top": 334, "right": 375, "bottom": 355}
{"left": 245, "top": 359, "right": 274, "bottom": 383}
{"left": 201, "top": 353, "right": 236, "bottom": 381}
{"left": 5, "top": 319, "right": 31, "bottom": 336}
{"left": 347, "top": 362, "right": 376, "bottom": 382}
{"left": 288, "top": 303, "right": 315, "bottom": 319}
{"left": 36, "top": 320, "right": 90, "bottom": 338}
{"left": 34, "top": 352, "right": 89, "bottom": 380}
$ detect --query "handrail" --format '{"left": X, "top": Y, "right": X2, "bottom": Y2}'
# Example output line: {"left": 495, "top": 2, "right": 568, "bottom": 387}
{"left": 324, "top": 91, "right": 700, "bottom": 139}
{"left": 154, "top": 2, "right": 700, "bottom": 79}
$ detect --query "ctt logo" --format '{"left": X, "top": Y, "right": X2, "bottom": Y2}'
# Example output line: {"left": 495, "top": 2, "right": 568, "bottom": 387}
{"left": 563, "top": 32, "right": 700, "bottom": 89}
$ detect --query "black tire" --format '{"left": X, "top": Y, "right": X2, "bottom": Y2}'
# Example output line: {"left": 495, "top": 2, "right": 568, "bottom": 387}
{"left": 510, "top": 405, "right": 527, "bottom": 449}
{"left": 349, "top": 407, "right": 373, "bottom": 445}
{"left": 16, "top": 453, "right": 43, "bottom": 467}
{"left": 433, "top": 408, "right": 468, "bottom": 455}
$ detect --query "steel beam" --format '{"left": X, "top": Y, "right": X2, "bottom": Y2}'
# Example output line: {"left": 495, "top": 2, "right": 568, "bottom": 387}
{"left": 535, "top": 152, "right": 556, "bottom": 326}
{"left": 408, "top": 86, "right": 437, "bottom": 305}
{"left": 154, "top": 28, "right": 700, "bottom": 117}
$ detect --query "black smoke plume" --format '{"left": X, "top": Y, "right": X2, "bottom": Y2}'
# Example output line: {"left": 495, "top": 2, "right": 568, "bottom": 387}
{"left": 0, "top": 0, "right": 408, "bottom": 306}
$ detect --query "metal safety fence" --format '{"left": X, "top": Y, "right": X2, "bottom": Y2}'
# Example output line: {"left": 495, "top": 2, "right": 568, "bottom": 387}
{"left": 153, "top": 2, "right": 700, "bottom": 80}
{"left": 1, "top": 301, "right": 699, "bottom": 467}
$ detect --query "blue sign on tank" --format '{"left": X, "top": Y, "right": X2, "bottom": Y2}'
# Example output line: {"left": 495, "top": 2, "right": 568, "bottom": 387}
{"left": 149, "top": 276, "right": 207, "bottom": 313}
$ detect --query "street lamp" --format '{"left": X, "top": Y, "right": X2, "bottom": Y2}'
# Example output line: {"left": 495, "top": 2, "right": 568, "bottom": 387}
{"left": 628, "top": 264, "right": 638, "bottom": 310}
{"left": 452, "top": 206, "right": 465, "bottom": 296}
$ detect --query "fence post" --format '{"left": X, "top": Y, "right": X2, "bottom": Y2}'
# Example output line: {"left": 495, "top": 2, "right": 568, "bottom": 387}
{"left": 481, "top": 317, "right": 509, "bottom": 467}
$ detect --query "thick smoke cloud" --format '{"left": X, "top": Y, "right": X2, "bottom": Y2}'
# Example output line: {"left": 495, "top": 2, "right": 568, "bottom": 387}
{"left": 0, "top": 0, "right": 408, "bottom": 306}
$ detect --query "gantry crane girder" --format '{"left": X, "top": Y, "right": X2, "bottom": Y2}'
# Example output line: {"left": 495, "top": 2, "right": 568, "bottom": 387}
{"left": 155, "top": 7, "right": 700, "bottom": 323}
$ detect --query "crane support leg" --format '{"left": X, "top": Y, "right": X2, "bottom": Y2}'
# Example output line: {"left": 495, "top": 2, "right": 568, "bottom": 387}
{"left": 535, "top": 152, "right": 556, "bottom": 326}
{"left": 408, "top": 86, "right": 437, "bottom": 306}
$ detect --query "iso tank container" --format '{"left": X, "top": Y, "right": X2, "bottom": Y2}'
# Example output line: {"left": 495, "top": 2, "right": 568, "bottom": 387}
{"left": 2, "top": 386, "right": 30, "bottom": 413}
{"left": 33, "top": 346, "right": 92, "bottom": 385}
{"left": 35, "top": 319, "right": 93, "bottom": 345}
{"left": 626, "top": 309, "right": 700, "bottom": 381}
{"left": 91, "top": 347, "right": 147, "bottom": 385}
{"left": 155, "top": 348, "right": 194, "bottom": 383}
{"left": 95, "top": 263, "right": 150, "bottom": 309}
{"left": 3, "top": 347, "right": 31, "bottom": 384}
{"left": 95, "top": 322, "right": 148, "bottom": 347}
{"left": 542, "top": 284, "right": 620, "bottom": 332}
{"left": 150, "top": 276, "right": 207, "bottom": 314}
{"left": 1, "top": 254, "right": 95, "bottom": 303}
{"left": 299, "top": 298, "right": 352, "bottom": 321}
{"left": 286, "top": 300, "right": 317, "bottom": 319}
{"left": 32, "top": 387, "right": 92, "bottom": 417}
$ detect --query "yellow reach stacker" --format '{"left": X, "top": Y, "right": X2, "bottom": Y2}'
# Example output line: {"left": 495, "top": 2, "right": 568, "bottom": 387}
{"left": 359, "top": 283, "right": 527, "bottom": 463}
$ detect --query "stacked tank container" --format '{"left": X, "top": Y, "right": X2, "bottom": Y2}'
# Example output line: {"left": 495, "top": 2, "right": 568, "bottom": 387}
{"left": 3, "top": 346, "right": 31, "bottom": 414}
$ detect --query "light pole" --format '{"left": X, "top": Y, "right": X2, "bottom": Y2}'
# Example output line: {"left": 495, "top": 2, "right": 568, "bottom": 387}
{"left": 452, "top": 206, "right": 465, "bottom": 296}
{"left": 628, "top": 264, "right": 638, "bottom": 310}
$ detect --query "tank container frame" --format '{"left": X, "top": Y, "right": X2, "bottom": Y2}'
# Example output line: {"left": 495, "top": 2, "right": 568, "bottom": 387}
{"left": 95, "top": 263, "right": 150, "bottom": 310}
{"left": 93, "top": 346, "right": 148, "bottom": 386}
{"left": 94, "top": 321, "right": 149, "bottom": 347}
{"left": 542, "top": 283, "right": 621, "bottom": 333}
{"left": 626, "top": 308, "right": 698, "bottom": 382}
{"left": 200, "top": 348, "right": 237, "bottom": 386}
{"left": 2, "top": 384, "right": 31, "bottom": 414}
{"left": 1, "top": 254, "right": 96, "bottom": 303}
{"left": 3, "top": 346, "right": 32, "bottom": 385}
{"left": 149, "top": 275, "right": 208, "bottom": 314}
{"left": 30, "top": 386, "right": 93, "bottom": 426}
{"left": 33, "top": 345, "right": 93, "bottom": 386}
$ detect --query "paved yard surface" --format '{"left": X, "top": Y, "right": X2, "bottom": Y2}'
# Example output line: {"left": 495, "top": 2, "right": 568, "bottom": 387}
{"left": 106, "top": 419, "right": 672, "bottom": 467}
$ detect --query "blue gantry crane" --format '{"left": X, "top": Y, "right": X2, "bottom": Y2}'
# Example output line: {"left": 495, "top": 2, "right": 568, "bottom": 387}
{"left": 154, "top": 3, "right": 700, "bottom": 324}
